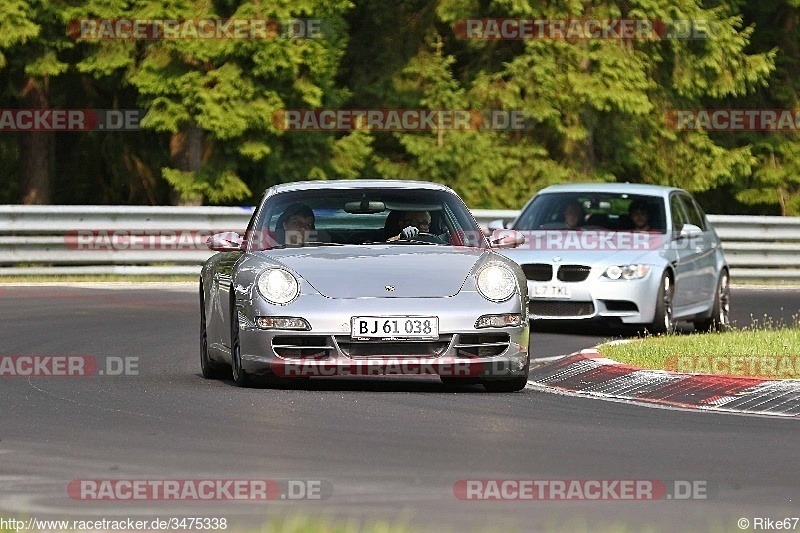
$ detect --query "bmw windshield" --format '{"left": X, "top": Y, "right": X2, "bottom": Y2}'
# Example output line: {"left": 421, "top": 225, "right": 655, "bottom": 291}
{"left": 514, "top": 192, "right": 667, "bottom": 234}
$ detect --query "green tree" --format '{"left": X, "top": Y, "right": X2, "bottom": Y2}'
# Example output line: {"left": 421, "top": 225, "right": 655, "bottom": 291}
{"left": 728, "top": 0, "right": 800, "bottom": 214}
{"left": 353, "top": 0, "right": 775, "bottom": 208}
{"left": 0, "top": 0, "right": 70, "bottom": 204}
{"left": 73, "top": 0, "right": 356, "bottom": 205}
{"left": 739, "top": 137, "right": 800, "bottom": 215}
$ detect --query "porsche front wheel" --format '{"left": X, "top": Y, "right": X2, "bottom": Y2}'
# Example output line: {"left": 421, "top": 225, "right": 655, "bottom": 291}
{"left": 230, "top": 291, "right": 252, "bottom": 387}
{"left": 200, "top": 283, "right": 227, "bottom": 380}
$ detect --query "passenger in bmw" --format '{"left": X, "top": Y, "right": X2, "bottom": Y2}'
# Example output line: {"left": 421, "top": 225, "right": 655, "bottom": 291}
{"left": 562, "top": 201, "right": 585, "bottom": 228}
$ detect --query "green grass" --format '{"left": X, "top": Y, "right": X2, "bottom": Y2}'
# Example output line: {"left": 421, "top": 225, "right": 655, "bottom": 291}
{"left": 599, "top": 320, "right": 800, "bottom": 379}
{"left": 250, "top": 516, "right": 418, "bottom": 533}
{"left": 731, "top": 278, "right": 800, "bottom": 289}
{"left": 731, "top": 279, "right": 800, "bottom": 286}
{"left": 0, "top": 514, "right": 735, "bottom": 533}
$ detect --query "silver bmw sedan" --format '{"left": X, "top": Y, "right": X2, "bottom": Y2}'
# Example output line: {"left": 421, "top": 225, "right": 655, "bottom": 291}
{"left": 492, "top": 183, "right": 730, "bottom": 333}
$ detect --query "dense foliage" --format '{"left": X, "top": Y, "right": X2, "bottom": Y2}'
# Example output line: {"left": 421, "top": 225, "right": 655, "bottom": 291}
{"left": 0, "top": 0, "right": 796, "bottom": 213}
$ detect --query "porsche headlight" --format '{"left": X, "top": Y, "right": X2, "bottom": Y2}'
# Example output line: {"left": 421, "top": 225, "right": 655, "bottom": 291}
{"left": 604, "top": 264, "right": 650, "bottom": 280}
{"left": 256, "top": 268, "right": 300, "bottom": 305}
{"left": 476, "top": 263, "right": 517, "bottom": 302}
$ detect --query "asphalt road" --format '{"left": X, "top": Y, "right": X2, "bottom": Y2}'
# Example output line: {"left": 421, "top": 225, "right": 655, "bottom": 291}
{"left": 0, "top": 285, "right": 798, "bottom": 532}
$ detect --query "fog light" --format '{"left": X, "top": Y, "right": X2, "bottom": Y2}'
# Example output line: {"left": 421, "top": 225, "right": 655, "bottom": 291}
{"left": 475, "top": 314, "right": 523, "bottom": 329}
{"left": 256, "top": 317, "right": 311, "bottom": 330}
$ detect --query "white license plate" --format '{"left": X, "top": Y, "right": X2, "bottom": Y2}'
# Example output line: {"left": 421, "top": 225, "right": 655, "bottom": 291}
{"left": 351, "top": 316, "right": 439, "bottom": 340}
{"left": 531, "top": 285, "right": 571, "bottom": 299}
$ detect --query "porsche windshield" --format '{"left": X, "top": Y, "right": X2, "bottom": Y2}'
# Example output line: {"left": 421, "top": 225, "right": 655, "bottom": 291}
{"left": 246, "top": 188, "right": 487, "bottom": 250}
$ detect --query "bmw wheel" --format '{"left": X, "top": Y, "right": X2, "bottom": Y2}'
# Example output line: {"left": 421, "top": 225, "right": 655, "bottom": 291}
{"left": 649, "top": 273, "right": 675, "bottom": 335}
{"left": 694, "top": 270, "right": 730, "bottom": 332}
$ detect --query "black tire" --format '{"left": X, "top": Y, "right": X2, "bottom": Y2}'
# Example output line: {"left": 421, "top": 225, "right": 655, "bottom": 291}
{"left": 230, "top": 289, "right": 252, "bottom": 387}
{"left": 481, "top": 355, "right": 530, "bottom": 392}
{"left": 694, "top": 270, "right": 731, "bottom": 332}
{"left": 200, "top": 283, "right": 228, "bottom": 380}
{"left": 649, "top": 273, "right": 675, "bottom": 335}
{"left": 261, "top": 374, "right": 310, "bottom": 389}
{"left": 483, "top": 376, "right": 529, "bottom": 393}
{"left": 440, "top": 377, "right": 481, "bottom": 387}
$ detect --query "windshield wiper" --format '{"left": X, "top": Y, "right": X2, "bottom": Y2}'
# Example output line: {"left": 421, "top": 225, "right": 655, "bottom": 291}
{"left": 386, "top": 239, "right": 440, "bottom": 245}
{"left": 358, "top": 240, "right": 438, "bottom": 245}
{"left": 264, "top": 242, "right": 345, "bottom": 250}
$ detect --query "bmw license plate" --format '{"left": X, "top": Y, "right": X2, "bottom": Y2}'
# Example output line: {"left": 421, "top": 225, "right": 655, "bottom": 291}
{"left": 531, "top": 285, "right": 571, "bottom": 298}
{"left": 351, "top": 316, "right": 439, "bottom": 340}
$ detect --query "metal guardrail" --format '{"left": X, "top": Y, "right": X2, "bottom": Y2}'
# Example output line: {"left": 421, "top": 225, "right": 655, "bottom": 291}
{"left": 0, "top": 206, "right": 798, "bottom": 281}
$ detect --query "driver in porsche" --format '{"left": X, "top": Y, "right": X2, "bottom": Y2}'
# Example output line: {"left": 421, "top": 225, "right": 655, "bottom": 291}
{"left": 385, "top": 210, "right": 432, "bottom": 241}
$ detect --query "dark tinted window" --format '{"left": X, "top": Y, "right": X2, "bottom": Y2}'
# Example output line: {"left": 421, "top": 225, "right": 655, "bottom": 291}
{"left": 514, "top": 192, "right": 666, "bottom": 233}
{"left": 678, "top": 194, "right": 707, "bottom": 231}
{"left": 247, "top": 188, "right": 485, "bottom": 249}
{"left": 670, "top": 195, "right": 688, "bottom": 232}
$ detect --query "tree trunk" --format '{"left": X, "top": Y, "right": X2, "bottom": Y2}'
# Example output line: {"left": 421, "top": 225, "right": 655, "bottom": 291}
{"left": 169, "top": 124, "right": 204, "bottom": 206}
{"left": 19, "top": 77, "right": 52, "bottom": 204}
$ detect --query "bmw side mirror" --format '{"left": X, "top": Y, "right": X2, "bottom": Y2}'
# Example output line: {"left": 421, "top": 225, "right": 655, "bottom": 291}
{"left": 679, "top": 224, "right": 702, "bottom": 239}
{"left": 487, "top": 219, "right": 509, "bottom": 232}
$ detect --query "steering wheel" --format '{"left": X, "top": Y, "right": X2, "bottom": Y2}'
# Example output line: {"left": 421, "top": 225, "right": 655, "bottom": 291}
{"left": 400, "top": 232, "right": 448, "bottom": 244}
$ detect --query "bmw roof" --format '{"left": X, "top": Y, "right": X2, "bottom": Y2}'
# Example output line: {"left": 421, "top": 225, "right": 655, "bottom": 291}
{"left": 535, "top": 182, "right": 685, "bottom": 197}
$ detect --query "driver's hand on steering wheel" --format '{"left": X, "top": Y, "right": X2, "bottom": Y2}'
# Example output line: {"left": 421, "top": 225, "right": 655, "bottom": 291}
{"left": 400, "top": 226, "right": 419, "bottom": 240}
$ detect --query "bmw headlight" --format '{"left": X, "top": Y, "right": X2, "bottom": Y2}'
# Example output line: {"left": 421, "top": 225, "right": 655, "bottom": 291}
{"left": 256, "top": 268, "right": 300, "bottom": 305}
{"left": 604, "top": 264, "right": 650, "bottom": 280}
{"left": 476, "top": 263, "right": 517, "bottom": 302}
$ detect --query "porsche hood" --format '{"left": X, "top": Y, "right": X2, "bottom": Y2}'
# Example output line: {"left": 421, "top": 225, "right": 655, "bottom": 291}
{"left": 261, "top": 246, "right": 488, "bottom": 298}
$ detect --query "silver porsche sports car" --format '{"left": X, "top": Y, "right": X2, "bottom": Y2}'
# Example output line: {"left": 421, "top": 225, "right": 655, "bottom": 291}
{"left": 491, "top": 183, "right": 730, "bottom": 333}
{"left": 200, "top": 180, "right": 530, "bottom": 391}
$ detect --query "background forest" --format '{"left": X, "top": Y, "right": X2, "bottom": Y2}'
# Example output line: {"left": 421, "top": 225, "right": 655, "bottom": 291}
{"left": 1, "top": 0, "right": 798, "bottom": 214}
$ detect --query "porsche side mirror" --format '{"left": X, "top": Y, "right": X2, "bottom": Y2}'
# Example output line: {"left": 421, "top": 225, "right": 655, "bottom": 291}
{"left": 489, "top": 229, "right": 526, "bottom": 249}
{"left": 207, "top": 232, "right": 243, "bottom": 252}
